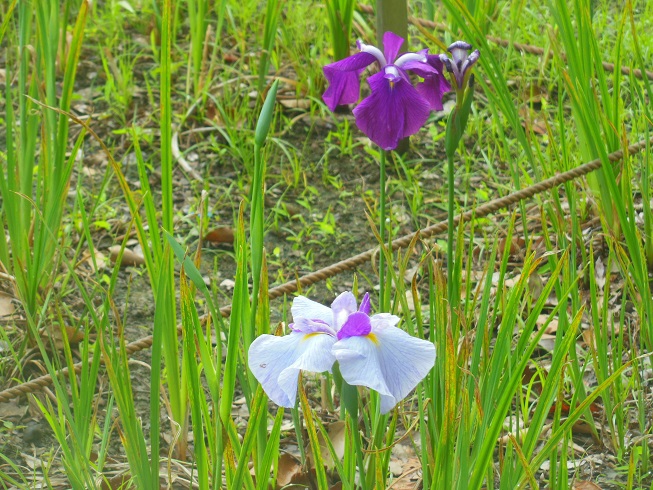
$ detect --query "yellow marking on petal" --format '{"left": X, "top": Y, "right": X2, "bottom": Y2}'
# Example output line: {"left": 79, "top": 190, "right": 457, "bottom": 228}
{"left": 389, "top": 81, "right": 394, "bottom": 90}
{"left": 302, "top": 332, "right": 322, "bottom": 341}
{"left": 366, "top": 333, "right": 379, "bottom": 345}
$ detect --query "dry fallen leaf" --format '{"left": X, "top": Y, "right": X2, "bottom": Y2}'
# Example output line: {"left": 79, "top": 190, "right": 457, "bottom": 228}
{"left": 204, "top": 226, "right": 235, "bottom": 245}
{"left": 320, "top": 421, "right": 346, "bottom": 469}
{"left": 0, "top": 398, "right": 28, "bottom": 419}
{"left": 41, "top": 324, "right": 86, "bottom": 351}
{"left": 108, "top": 246, "right": 145, "bottom": 267}
{"left": 100, "top": 472, "right": 132, "bottom": 490}
{"left": 573, "top": 480, "right": 602, "bottom": 489}
{"left": 0, "top": 292, "right": 15, "bottom": 317}
{"left": 279, "top": 98, "right": 311, "bottom": 110}
{"left": 277, "top": 453, "right": 303, "bottom": 489}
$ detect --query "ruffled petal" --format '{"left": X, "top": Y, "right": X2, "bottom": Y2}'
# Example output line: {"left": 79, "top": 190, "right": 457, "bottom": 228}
{"left": 292, "top": 296, "right": 334, "bottom": 326}
{"left": 413, "top": 55, "right": 451, "bottom": 111}
{"left": 248, "top": 333, "right": 305, "bottom": 407}
{"left": 332, "top": 335, "right": 392, "bottom": 397}
{"left": 333, "top": 326, "right": 435, "bottom": 413}
{"left": 382, "top": 31, "right": 404, "bottom": 64}
{"left": 277, "top": 332, "right": 338, "bottom": 403}
{"left": 337, "top": 311, "right": 372, "bottom": 340}
{"left": 353, "top": 71, "right": 431, "bottom": 150}
{"left": 371, "top": 326, "right": 436, "bottom": 413}
{"left": 322, "top": 52, "right": 377, "bottom": 111}
{"left": 248, "top": 331, "right": 337, "bottom": 408}
{"left": 292, "top": 318, "right": 337, "bottom": 336}
{"left": 369, "top": 313, "right": 400, "bottom": 330}
{"left": 331, "top": 291, "right": 358, "bottom": 330}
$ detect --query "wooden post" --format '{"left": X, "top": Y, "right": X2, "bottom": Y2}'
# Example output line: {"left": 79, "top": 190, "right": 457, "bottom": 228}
{"left": 375, "top": 0, "right": 408, "bottom": 46}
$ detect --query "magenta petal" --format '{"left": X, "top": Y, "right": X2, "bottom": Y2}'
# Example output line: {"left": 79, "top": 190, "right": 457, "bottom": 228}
{"left": 337, "top": 312, "right": 372, "bottom": 340}
{"left": 401, "top": 60, "right": 436, "bottom": 76}
{"left": 412, "top": 55, "right": 451, "bottom": 111}
{"left": 353, "top": 72, "right": 431, "bottom": 150}
{"left": 322, "top": 52, "right": 377, "bottom": 111}
{"left": 382, "top": 31, "right": 404, "bottom": 64}
{"left": 416, "top": 74, "right": 451, "bottom": 111}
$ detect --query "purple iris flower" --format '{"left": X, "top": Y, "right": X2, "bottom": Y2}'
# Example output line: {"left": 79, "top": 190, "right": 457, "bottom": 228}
{"left": 323, "top": 32, "right": 450, "bottom": 151}
{"left": 439, "top": 41, "right": 480, "bottom": 92}
{"left": 248, "top": 291, "right": 436, "bottom": 413}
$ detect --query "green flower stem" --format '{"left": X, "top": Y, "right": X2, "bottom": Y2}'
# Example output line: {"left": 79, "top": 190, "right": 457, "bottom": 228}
{"left": 446, "top": 151, "right": 455, "bottom": 316}
{"left": 379, "top": 149, "right": 388, "bottom": 309}
{"left": 341, "top": 378, "right": 366, "bottom": 489}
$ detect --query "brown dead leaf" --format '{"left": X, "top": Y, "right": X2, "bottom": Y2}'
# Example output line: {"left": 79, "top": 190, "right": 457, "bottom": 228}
{"left": 523, "top": 82, "right": 549, "bottom": 105}
{"left": 101, "top": 472, "right": 133, "bottom": 490}
{"left": 536, "top": 315, "right": 559, "bottom": 334}
{"left": 581, "top": 328, "right": 596, "bottom": 350}
{"left": 279, "top": 98, "right": 311, "bottom": 110}
{"left": 498, "top": 236, "right": 526, "bottom": 259}
{"left": 573, "top": 480, "right": 602, "bottom": 489}
{"left": 0, "top": 292, "right": 15, "bottom": 317}
{"left": 276, "top": 453, "right": 309, "bottom": 489}
{"left": 41, "top": 324, "right": 86, "bottom": 351}
{"left": 594, "top": 256, "right": 606, "bottom": 290}
{"left": 0, "top": 398, "right": 28, "bottom": 419}
{"left": 108, "top": 246, "right": 145, "bottom": 267}
{"left": 518, "top": 107, "right": 547, "bottom": 135}
{"left": 305, "top": 421, "right": 346, "bottom": 470}
{"left": 204, "top": 226, "right": 235, "bottom": 245}
{"left": 78, "top": 249, "right": 108, "bottom": 272}
{"left": 387, "top": 457, "right": 422, "bottom": 489}
{"left": 537, "top": 333, "right": 557, "bottom": 352}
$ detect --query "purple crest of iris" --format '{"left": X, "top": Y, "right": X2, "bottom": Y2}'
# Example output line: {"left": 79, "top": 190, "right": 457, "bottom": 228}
{"left": 322, "top": 32, "right": 450, "bottom": 151}
{"left": 248, "top": 291, "right": 436, "bottom": 414}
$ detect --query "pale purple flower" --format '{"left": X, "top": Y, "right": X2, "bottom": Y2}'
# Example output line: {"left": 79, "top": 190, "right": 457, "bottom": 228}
{"left": 439, "top": 41, "right": 480, "bottom": 92}
{"left": 323, "top": 32, "right": 450, "bottom": 150}
{"left": 248, "top": 291, "right": 436, "bottom": 413}
{"left": 332, "top": 300, "right": 435, "bottom": 414}
{"left": 248, "top": 292, "right": 360, "bottom": 408}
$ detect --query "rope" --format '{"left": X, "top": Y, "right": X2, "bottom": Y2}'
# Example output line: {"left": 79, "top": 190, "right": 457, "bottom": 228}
{"left": 356, "top": 4, "right": 653, "bottom": 81}
{"left": 1, "top": 136, "right": 650, "bottom": 404}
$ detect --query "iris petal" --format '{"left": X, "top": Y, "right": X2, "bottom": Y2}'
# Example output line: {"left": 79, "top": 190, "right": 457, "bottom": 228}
{"left": 322, "top": 52, "right": 377, "bottom": 111}
{"left": 292, "top": 318, "right": 337, "bottom": 336}
{"left": 368, "top": 312, "right": 400, "bottom": 330}
{"left": 412, "top": 55, "right": 450, "bottom": 111}
{"left": 248, "top": 331, "right": 337, "bottom": 407}
{"left": 333, "top": 325, "right": 435, "bottom": 414}
{"left": 292, "top": 296, "right": 334, "bottom": 326}
{"left": 353, "top": 71, "right": 431, "bottom": 150}
{"left": 248, "top": 333, "right": 305, "bottom": 407}
{"left": 358, "top": 293, "right": 371, "bottom": 315}
{"left": 277, "top": 333, "right": 338, "bottom": 403}
{"left": 332, "top": 336, "right": 393, "bottom": 397}
{"left": 382, "top": 31, "right": 404, "bottom": 64}
{"left": 337, "top": 311, "right": 372, "bottom": 340}
{"left": 331, "top": 291, "right": 358, "bottom": 330}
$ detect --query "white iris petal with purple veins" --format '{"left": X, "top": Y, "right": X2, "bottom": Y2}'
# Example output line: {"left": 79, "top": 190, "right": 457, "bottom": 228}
{"left": 248, "top": 291, "right": 436, "bottom": 413}
{"left": 332, "top": 295, "right": 436, "bottom": 414}
{"left": 248, "top": 291, "right": 356, "bottom": 407}
{"left": 322, "top": 32, "right": 450, "bottom": 150}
